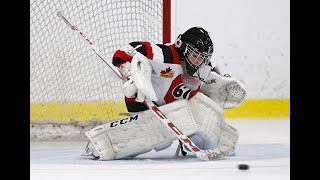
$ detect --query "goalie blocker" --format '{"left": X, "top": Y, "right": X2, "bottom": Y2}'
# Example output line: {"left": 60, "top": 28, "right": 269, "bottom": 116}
{"left": 84, "top": 92, "right": 239, "bottom": 160}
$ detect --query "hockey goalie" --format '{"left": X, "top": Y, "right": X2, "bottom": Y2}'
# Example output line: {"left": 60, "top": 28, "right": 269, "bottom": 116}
{"left": 83, "top": 27, "right": 247, "bottom": 160}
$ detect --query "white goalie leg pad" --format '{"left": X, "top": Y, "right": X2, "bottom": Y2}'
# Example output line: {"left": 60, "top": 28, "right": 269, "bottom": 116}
{"left": 185, "top": 92, "right": 239, "bottom": 158}
{"left": 216, "top": 121, "right": 239, "bottom": 156}
{"left": 186, "top": 92, "right": 224, "bottom": 150}
{"left": 85, "top": 126, "right": 115, "bottom": 160}
{"left": 85, "top": 99, "right": 197, "bottom": 160}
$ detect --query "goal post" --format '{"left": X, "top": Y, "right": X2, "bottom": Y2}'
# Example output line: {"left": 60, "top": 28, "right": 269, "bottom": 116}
{"left": 163, "top": 0, "right": 171, "bottom": 43}
{"left": 30, "top": 0, "right": 171, "bottom": 140}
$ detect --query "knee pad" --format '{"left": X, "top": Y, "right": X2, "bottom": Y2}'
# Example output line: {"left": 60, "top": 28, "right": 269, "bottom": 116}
{"left": 187, "top": 92, "right": 224, "bottom": 150}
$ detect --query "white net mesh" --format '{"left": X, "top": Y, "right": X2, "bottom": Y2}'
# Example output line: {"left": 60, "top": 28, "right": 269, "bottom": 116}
{"left": 30, "top": 0, "right": 165, "bottom": 132}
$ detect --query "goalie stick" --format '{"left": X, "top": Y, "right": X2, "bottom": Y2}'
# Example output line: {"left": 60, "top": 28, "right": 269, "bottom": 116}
{"left": 57, "top": 11, "right": 221, "bottom": 161}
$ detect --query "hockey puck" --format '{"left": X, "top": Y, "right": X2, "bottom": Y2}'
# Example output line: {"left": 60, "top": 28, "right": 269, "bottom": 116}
{"left": 238, "top": 164, "right": 249, "bottom": 170}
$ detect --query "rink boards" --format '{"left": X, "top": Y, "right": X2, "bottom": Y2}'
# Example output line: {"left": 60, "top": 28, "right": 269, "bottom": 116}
{"left": 30, "top": 98, "right": 290, "bottom": 123}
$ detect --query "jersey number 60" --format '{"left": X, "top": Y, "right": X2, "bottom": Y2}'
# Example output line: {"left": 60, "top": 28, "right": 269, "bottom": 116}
{"left": 173, "top": 84, "right": 191, "bottom": 100}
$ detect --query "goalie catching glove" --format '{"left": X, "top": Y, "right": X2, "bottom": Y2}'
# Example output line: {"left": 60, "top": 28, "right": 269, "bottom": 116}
{"left": 200, "top": 71, "right": 247, "bottom": 109}
{"left": 120, "top": 52, "right": 158, "bottom": 102}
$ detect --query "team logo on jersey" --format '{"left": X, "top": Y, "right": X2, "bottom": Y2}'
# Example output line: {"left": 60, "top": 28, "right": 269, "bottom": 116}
{"left": 160, "top": 67, "right": 175, "bottom": 78}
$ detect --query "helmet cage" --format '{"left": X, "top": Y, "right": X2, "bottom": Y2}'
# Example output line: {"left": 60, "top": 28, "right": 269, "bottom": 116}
{"left": 183, "top": 43, "right": 212, "bottom": 69}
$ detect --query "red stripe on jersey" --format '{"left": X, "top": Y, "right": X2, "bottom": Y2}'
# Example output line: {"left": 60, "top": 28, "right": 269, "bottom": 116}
{"left": 164, "top": 74, "right": 184, "bottom": 103}
{"left": 141, "top": 42, "right": 154, "bottom": 60}
{"left": 169, "top": 44, "right": 181, "bottom": 64}
{"left": 125, "top": 96, "right": 136, "bottom": 102}
{"left": 113, "top": 50, "right": 133, "bottom": 63}
{"left": 188, "top": 86, "right": 200, "bottom": 99}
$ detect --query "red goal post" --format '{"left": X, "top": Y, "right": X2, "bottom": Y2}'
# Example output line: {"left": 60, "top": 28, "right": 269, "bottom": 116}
{"left": 163, "top": 0, "right": 171, "bottom": 43}
{"left": 30, "top": 0, "right": 171, "bottom": 140}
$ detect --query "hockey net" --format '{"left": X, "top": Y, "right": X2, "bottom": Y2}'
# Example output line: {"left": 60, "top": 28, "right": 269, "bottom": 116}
{"left": 30, "top": 0, "right": 171, "bottom": 141}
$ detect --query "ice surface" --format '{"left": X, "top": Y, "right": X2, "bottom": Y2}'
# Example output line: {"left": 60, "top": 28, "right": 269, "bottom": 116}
{"left": 31, "top": 119, "right": 290, "bottom": 180}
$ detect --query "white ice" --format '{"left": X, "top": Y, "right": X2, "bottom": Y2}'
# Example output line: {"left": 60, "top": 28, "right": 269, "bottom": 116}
{"left": 31, "top": 119, "right": 290, "bottom": 180}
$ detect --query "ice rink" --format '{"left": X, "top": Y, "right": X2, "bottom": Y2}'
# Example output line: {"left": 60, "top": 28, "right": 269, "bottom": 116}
{"left": 30, "top": 119, "right": 290, "bottom": 180}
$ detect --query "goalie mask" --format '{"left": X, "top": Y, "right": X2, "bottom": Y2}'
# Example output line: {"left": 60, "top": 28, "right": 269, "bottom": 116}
{"left": 175, "top": 27, "right": 214, "bottom": 76}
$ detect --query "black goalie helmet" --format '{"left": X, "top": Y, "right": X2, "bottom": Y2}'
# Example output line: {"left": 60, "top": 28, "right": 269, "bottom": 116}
{"left": 175, "top": 27, "right": 214, "bottom": 76}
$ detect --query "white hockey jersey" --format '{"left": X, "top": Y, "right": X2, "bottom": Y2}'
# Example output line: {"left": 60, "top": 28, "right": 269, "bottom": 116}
{"left": 112, "top": 41, "right": 212, "bottom": 112}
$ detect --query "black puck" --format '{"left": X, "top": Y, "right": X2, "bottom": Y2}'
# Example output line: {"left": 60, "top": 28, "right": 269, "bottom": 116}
{"left": 238, "top": 164, "right": 249, "bottom": 170}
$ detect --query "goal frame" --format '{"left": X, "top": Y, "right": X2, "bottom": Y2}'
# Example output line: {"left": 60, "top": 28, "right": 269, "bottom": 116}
{"left": 163, "top": 0, "right": 171, "bottom": 43}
